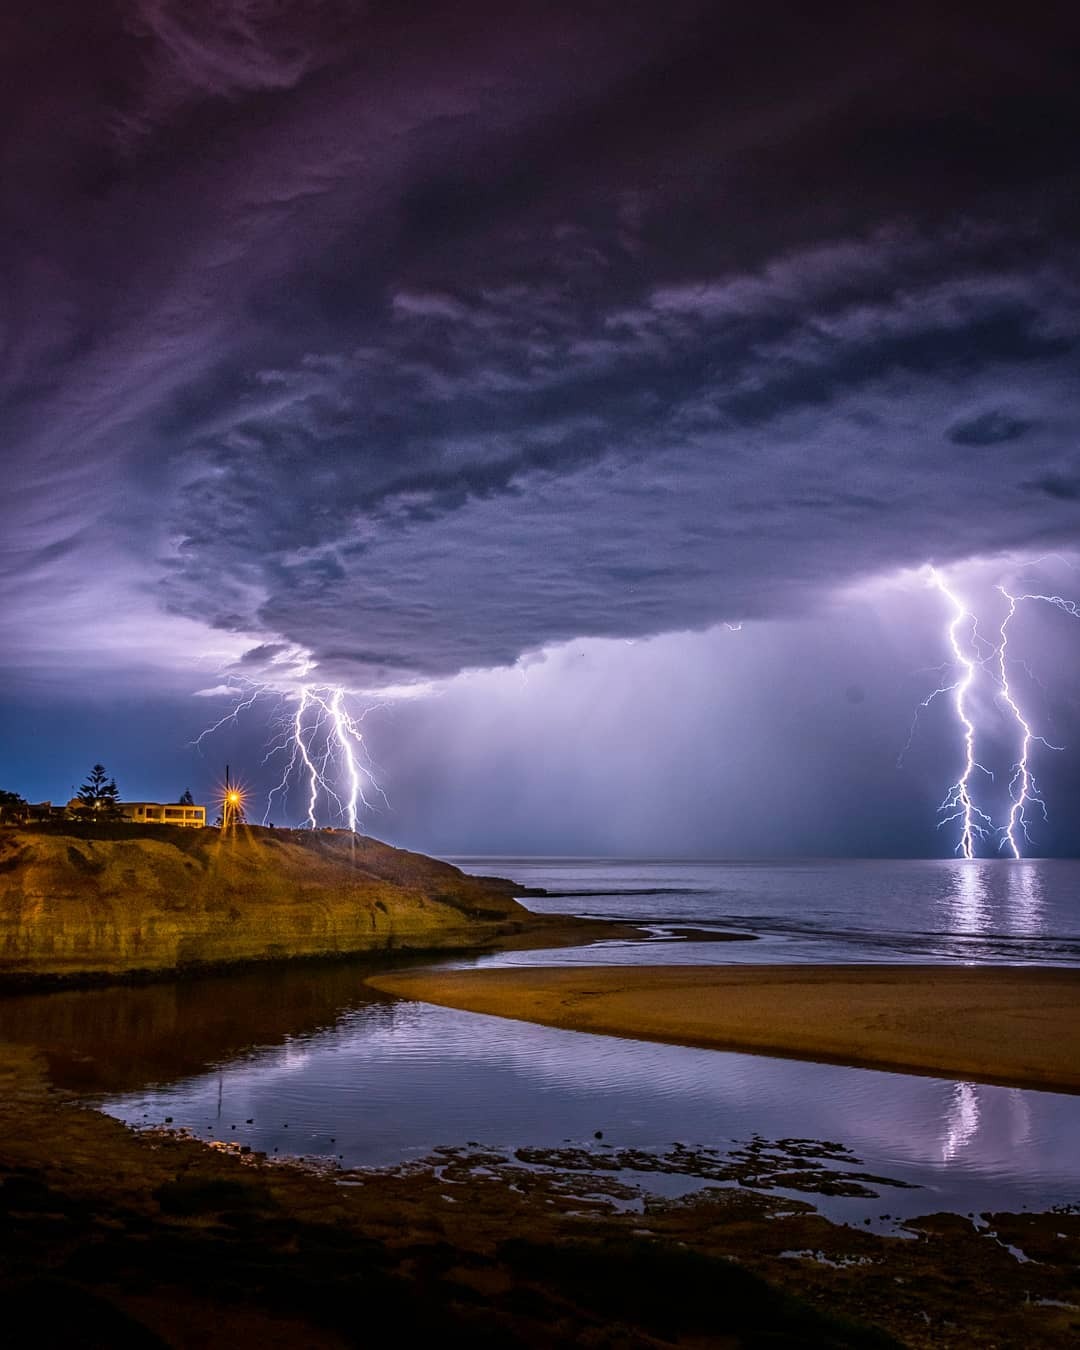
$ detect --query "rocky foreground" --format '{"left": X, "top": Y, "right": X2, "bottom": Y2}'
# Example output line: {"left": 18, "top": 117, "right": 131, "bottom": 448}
{"left": 0, "top": 825, "right": 612, "bottom": 985}
{"left": 1, "top": 1037, "right": 1078, "bottom": 1348}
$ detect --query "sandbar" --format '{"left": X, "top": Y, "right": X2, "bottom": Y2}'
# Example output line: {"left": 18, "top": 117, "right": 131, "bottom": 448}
{"left": 367, "top": 963, "right": 1080, "bottom": 1093}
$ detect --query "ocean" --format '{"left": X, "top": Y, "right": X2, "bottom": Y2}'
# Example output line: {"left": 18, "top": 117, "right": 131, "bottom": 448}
{"left": 452, "top": 856, "right": 1080, "bottom": 968}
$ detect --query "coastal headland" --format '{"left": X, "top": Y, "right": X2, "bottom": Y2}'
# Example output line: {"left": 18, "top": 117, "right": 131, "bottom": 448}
{"left": 0, "top": 825, "right": 629, "bottom": 986}
{"left": 368, "top": 963, "right": 1080, "bottom": 1094}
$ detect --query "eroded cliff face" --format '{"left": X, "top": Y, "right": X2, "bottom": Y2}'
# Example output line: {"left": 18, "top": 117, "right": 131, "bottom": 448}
{"left": 0, "top": 826, "right": 530, "bottom": 982}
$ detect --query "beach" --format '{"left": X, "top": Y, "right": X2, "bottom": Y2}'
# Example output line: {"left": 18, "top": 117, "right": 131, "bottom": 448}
{"left": 367, "top": 963, "right": 1080, "bottom": 1094}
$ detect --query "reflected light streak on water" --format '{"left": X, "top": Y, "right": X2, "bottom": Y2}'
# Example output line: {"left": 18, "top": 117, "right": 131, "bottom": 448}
{"left": 450, "top": 857, "right": 1080, "bottom": 967}
{"left": 1007, "top": 861, "right": 1045, "bottom": 935}
{"left": 95, "top": 996, "right": 1080, "bottom": 1229}
{"left": 948, "top": 862, "right": 992, "bottom": 940}
{"left": 942, "top": 1082, "right": 980, "bottom": 1161}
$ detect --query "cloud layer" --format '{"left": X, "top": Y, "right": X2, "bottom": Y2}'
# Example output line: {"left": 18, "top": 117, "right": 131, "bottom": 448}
{"left": 3, "top": 2, "right": 1080, "bottom": 691}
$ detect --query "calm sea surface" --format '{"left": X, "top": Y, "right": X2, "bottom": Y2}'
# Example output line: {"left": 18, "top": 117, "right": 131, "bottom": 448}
{"left": 451, "top": 856, "right": 1080, "bottom": 968}
{"left": 9, "top": 858, "right": 1077, "bottom": 1227}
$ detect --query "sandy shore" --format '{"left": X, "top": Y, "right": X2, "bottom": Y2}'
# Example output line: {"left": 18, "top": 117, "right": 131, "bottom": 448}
{"left": 368, "top": 963, "right": 1080, "bottom": 1093}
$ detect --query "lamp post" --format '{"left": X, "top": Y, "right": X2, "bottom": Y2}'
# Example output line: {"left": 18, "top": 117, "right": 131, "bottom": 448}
{"left": 222, "top": 764, "right": 244, "bottom": 830}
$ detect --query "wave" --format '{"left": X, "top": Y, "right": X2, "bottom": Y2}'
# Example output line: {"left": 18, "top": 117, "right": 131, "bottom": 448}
{"left": 528, "top": 888, "right": 707, "bottom": 898}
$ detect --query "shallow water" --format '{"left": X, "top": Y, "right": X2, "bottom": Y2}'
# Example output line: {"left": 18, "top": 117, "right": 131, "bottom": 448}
{"left": 7, "top": 856, "right": 1080, "bottom": 1227}
{"left": 94, "top": 992, "right": 1080, "bottom": 1226}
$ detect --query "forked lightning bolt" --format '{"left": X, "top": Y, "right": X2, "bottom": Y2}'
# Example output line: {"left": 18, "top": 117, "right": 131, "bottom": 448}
{"left": 191, "top": 684, "right": 270, "bottom": 748}
{"left": 910, "top": 565, "right": 1080, "bottom": 858}
{"left": 994, "top": 587, "right": 1061, "bottom": 858}
{"left": 196, "top": 680, "right": 386, "bottom": 830}
{"left": 925, "top": 568, "right": 994, "bottom": 859}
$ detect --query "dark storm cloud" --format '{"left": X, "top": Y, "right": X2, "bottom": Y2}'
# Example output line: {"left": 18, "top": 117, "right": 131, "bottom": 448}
{"left": 1025, "top": 475, "right": 1080, "bottom": 502}
{"left": 2, "top": 1, "right": 1080, "bottom": 688}
{"left": 948, "top": 410, "right": 1032, "bottom": 447}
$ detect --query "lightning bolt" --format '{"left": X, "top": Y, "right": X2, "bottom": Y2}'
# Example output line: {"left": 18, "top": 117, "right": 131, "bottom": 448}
{"left": 908, "top": 563, "right": 1080, "bottom": 859}
{"left": 1009, "top": 591, "right": 1080, "bottom": 619}
{"left": 993, "top": 586, "right": 1062, "bottom": 857}
{"left": 991, "top": 583, "right": 1080, "bottom": 856}
{"left": 191, "top": 683, "right": 271, "bottom": 748}
{"left": 924, "top": 567, "right": 995, "bottom": 858}
{"left": 196, "top": 679, "right": 387, "bottom": 831}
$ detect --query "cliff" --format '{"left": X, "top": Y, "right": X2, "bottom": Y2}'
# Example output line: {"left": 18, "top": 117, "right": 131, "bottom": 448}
{"left": 0, "top": 824, "right": 547, "bottom": 985}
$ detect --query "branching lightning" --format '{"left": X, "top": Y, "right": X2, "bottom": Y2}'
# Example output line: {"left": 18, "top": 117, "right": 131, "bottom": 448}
{"left": 908, "top": 563, "right": 1080, "bottom": 858}
{"left": 993, "top": 586, "right": 1062, "bottom": 858}
{"left": 195, "top": 680, "right": 387, "bottom": 831}
{"left": 924, "top": 568, "right": 994, "bottom": 858}
{"left": 192, "top": 684, "right": 270, "bottom": 748}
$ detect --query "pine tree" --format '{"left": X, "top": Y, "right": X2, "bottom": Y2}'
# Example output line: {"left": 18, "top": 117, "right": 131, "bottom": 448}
{"left": 76, "top": 764, "right": 121, "bottom": 817}
{"left": 0, "top": 789, "right": 27, "bottom": 823}
{"left": 179, "top": 788, "right": 195, "bottom": 805}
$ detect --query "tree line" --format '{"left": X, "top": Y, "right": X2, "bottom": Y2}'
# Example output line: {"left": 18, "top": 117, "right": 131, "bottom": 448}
{"left": 0, "top": 768, "right": 198, "bottom": 824}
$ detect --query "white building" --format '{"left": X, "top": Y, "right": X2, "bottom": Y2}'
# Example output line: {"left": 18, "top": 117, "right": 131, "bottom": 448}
{"left": 117, "top": 801, "right": 207, "bottom": 828}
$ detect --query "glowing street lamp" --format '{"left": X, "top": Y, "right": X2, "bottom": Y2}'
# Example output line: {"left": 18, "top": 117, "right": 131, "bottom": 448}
{"left": 220, "top": 765, "right": 246, "bottom": 830}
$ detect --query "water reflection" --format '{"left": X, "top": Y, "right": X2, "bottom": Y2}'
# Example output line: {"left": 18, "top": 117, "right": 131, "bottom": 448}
{"left": 934, "top": 859, "right": 1050, "bottom": 955}
{"left": 940, "top": 1080, "right": 1037, "bottom": 1167}
{"left": 943, "top": 861, "right": 993, "bottom": 938}
{"left": 1007, "top": 861, "right": 1046, "bottom": 935}
{"left": 0, "top": 958, "right": 402, "bottom": 1094}
{"left": 3, "top": 958, "right": 1078, "bottom": 1224}
{"left": 20, "top": 968, "right": 1066, "bottom": 1222}
{"left": 942, "top": 1082, "right": 980, "bottom": 1160}
{"left": 460, "top": 857, "right": 1080, "bottom": 967}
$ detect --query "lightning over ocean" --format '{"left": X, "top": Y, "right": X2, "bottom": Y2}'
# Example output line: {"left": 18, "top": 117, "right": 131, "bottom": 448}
{"left": 910, "top": 563, "right": 1080, "bottom": 859}
{"left": 5, "top": 0, "right": 1080, "bottom": 870}
{"left": 7, "top": 6, "right": 1080, "bottom": 1342}
{"left": 924, "top": 568, "right": 995, "bottom": 860}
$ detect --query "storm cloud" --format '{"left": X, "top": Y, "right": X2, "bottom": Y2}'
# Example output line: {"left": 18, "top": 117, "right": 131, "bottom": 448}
{"left": 2, "top": 1, "right": 1080, "bottom": 693}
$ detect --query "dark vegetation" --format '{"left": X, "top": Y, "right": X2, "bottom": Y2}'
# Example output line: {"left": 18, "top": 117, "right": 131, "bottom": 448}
{"left": 2, "top": 762, "right": 125, "bottom": 824}
{"left": 0, "top": 789, "right": 27, "bottom": 824}
{"left": 75, "top": 763, "right": 121, "bottom": 818}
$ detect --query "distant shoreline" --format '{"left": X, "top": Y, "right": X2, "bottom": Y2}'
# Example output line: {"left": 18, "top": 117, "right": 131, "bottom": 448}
{"left": 368, "top": 962, "right": 1080, "bottom": 1095}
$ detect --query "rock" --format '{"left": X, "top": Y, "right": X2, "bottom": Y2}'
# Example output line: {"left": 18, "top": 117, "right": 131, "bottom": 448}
{"left": 0, "top": 824, "right": 534, "bottom": 985}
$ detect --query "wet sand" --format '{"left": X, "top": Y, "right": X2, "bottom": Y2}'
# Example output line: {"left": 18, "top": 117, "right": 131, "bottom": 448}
{"left": 367, "top": 963, "right": 1080, "bottom": 1093}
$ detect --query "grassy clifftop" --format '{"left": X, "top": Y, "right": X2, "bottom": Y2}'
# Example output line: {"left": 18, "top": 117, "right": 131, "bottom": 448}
{"left": 0, "top": 825, "right": 535, "bottom": 984}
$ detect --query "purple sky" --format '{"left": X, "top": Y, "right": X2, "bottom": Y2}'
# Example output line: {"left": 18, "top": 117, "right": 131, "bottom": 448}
{"left": 3, "top": 3, "right": 1080, "bottom": 853}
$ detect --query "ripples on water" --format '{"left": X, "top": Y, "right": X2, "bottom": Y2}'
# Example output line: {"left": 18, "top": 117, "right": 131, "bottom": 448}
{"left": 6, "top": 858, "right": 1078, "bottom": 1226}
{"left": 96, "top": 998, "right": 1080, "bottom": 1225}
{"left": 450, "top": 856, "right": 1080, "bottom": 967}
